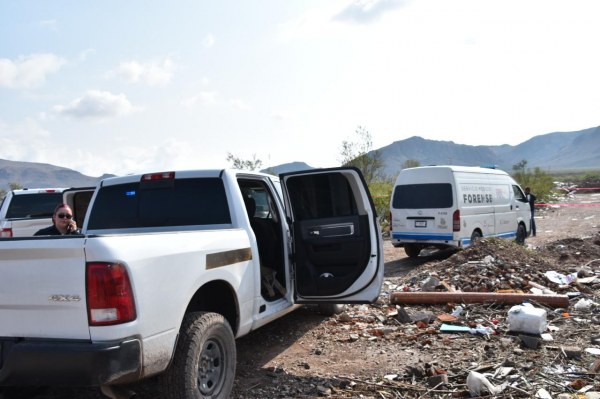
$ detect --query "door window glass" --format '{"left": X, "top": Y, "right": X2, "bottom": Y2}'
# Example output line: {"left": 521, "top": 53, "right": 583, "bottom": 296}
{"left": 286, "top": 173, "right": 357, "bottom": 220}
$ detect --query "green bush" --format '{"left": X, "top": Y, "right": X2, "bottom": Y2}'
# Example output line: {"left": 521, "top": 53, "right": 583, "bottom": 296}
{"left": 512, "top": 167, "right": 556, "bottom": 203}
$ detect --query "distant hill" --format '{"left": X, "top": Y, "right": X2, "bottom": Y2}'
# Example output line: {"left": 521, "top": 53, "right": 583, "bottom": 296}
{"left": 1, "top": 126, "right": 598, "bottom": 191}
{"left": 377, "top": 126, "right": 600, "bottom": 177}
{"left": 0, "top": 159, "right": 113, "bottom": 191}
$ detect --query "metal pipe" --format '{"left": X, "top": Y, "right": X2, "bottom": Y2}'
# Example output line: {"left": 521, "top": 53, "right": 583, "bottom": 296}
{"left": 390, "top": 292, "right": 570, "bottom": 308}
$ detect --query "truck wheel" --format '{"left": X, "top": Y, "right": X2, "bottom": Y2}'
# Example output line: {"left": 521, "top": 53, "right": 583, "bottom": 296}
{"left": 317, "top": 303, "right": 344, "bottom": 316}
{"left": 159, "top": 312, "right": 236, "bottom": 399}
{"left": 403, "top": 244, "right": 421, "bottom": 258}
{"left": 516, "top": 223, "right": 526, "bottom": 245}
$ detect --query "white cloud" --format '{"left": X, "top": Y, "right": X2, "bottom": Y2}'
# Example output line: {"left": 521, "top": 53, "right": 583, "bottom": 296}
{"left": 271, "top": 110, "right": 294, "bottom": 121}
{"left": 278, "top": 0, "right": 406, "bottom": 40}
{"left": 73, "top": 139, "right": 225, "bottom": 176}
{"left": 181, "top": 91, "right": 249, "bottom": 110}
{"left": 40, "top": 19, "right": 58, "bottom": 31}
{"left": 78, "top": 48, "right": 96, "bottom": 62}
{"left": 228, "top": 98, "right": 250, "bottom": 110}
{"left": 203, "top": 34, "right": 215, "bottom": 48}
{"left": 108, "top": 58, "right": 174, "bottom": 86}
{"left": 333, "top": 0, "right": 407, "bottom": 24}
{"left": 0, "top": 118, "right": 52, "bottom": 163}
{"left": 182, "top": 91, "right": 218, "bottom": 107}
{"left": 0, "top": 53, "right": 66, "bottom": 89}
{"left": 0, "top": 119, "right": 209, "bottom": 177}
{"left": 53, "top": 90, "right": 138, "bottom": 120}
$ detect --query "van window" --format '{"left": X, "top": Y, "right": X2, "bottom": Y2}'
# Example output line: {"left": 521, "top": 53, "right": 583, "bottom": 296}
{"left": 88, "top": 178, "right": 231, "bottom": 229}
{"left": 5, "top": 192, "right": 64, "bottom": 219}
{"left": 512, "top": 185, "right": 526, "bottom": 201}
{"left": 392, "top": 183, "right": 453, "bottom": 209}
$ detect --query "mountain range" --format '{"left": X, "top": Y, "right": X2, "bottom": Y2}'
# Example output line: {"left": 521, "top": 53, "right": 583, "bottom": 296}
{"left": 1, "top": 126, "right": 598, "bottom": 191}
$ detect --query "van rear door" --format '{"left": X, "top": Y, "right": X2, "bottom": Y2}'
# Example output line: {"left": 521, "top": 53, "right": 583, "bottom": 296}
{"left": 390, "top": 167, "right": 457, "bottom": 247}
{"left": 281, "top": 167, "right": 383, "bottom": 303}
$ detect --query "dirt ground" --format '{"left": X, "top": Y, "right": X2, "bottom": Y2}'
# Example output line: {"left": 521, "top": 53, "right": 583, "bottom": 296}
{"left": 5, "top": 192, "right": 600, "bottom": 398}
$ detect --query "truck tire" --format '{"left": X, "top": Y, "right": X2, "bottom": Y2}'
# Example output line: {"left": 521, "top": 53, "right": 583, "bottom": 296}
{"left": 403, "top": 244, "right": 421, "bottom": 258}
{"left": 516, "top": 223, "right": 527, "bottom": 245}
{"left": 159, "top": 312, "right": 236, "bottom": 399}
{"left": 317, "top": 303, "right": 344, "bottom": 316}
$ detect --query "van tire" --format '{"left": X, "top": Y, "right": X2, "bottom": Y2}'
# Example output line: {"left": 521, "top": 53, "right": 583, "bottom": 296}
{"left": 404, "top": 244, "right": 421, "bottom": 258}
{"left": 470, "top": 230, "right": 482, "bottom": 244}
{"left": 516, "top": 223, "right": 527, "bottom": 245}
{"left": 159, "top": 312, "right": 236, "bottom": 399}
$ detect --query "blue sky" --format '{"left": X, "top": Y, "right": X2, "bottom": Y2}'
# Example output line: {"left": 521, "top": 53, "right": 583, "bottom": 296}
{"left": 1, "top": 0, "right": 599, "bottom": 177}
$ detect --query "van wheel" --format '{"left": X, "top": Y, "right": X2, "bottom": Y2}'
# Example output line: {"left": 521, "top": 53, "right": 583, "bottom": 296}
{"left": 470, "top": 230, "right": 482, "bottom": 244}
{"left": 159, "top": 312, "right": 236, "bottom": 399}
{"left": 516, "top": 224, "right": 527, "bottom": 245}
{"left": 404, "top": 244, "right": 421, "bottom": 258}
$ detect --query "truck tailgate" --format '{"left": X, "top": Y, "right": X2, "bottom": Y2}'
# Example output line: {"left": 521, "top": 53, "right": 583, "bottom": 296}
{"left": 0, "top": 237, "right": 90, "bottom": 339}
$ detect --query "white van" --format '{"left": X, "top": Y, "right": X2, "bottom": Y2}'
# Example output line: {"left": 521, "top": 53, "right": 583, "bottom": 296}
{"left": 390, "top": 165, "right": 531, "bottom": 257}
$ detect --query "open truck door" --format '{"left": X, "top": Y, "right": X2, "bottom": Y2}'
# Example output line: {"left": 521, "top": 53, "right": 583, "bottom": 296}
{"left": 63, "top": 187, "right": 95, "bottom": 230}
{"left": 281, "top": 167, "right": 383, "bottom": 304}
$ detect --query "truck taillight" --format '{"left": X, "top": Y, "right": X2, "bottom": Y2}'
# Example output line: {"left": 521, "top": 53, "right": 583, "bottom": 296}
{"left": 1, "top": 228, "right": 12, "bottom": 238}
{"left": 141, "top": 171, "right": 175, "bottom": 181}
{"left": 86, "top": 262, "right": 136, "bottom": 326}
{"left": 452, "top": 210, "right": 460, "bottom": 232}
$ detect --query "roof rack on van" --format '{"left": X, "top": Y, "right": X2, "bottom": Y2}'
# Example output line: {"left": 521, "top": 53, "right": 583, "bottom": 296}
{"left": 480, "top": 165, "right": 497, "bottom": 169}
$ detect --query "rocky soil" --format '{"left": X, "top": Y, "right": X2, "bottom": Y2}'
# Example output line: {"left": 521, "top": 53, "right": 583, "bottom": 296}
{"left": 4, "top": 192, "right": 600, "bottom": 399}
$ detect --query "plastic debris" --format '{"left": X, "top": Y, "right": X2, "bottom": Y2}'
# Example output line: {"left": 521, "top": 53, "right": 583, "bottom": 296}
{"left": 466, "top": 370, "right": 506, "bottom": 397}
{"left": 544, "top": 270, "right": 578, "bottom": 285}
{"left": 507, "top": 304, "right": 548, "bottom": 335}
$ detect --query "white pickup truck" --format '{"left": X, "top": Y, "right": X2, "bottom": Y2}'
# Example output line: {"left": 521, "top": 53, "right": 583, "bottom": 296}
{"left": 0, "top": 168, "right": 383, "bottom": 399}
{"left": 0, "top": 188, "right": 67, "bottom": 237}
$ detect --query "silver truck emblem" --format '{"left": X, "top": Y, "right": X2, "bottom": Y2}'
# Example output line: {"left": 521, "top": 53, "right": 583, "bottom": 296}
{"left": 48, "top": 295, "right": 81, "bottom": 302}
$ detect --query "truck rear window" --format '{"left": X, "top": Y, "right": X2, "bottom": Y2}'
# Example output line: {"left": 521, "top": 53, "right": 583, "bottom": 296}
{"left": 88, "top": 178, "right": 231, "bottom": 229}
{"left": 392, "top": 183, "right": 453, "bottom": 209}
{"left": 6, "top": 193, "right": 64, "bottom": 219}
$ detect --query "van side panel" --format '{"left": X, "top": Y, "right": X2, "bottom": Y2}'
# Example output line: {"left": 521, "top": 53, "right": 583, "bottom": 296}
{"left": 488, "top": 173, "right": 517, "bottom": 240}
{"left": 454, "top": 172, "right": 495, "bottom": 244}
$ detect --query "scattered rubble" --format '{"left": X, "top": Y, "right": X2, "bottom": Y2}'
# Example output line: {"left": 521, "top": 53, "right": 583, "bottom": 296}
{"left": 233, "top": 233, "right": 600, "bottom": 398}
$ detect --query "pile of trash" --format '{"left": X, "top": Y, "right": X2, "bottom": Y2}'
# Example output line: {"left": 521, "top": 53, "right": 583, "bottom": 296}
{"left": 232, "top": 236, "right": 600, "bottom": 399}
{"left": 312, "top": 237, "right": 600, "bottom": 398}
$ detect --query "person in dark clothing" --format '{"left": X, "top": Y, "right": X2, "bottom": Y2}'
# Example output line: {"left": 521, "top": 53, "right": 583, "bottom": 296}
{"left": 34, "top": 204, "right": 79, "bottom": 236}
{"left": 524, "top": 187, "right": 536, "bottom": 236}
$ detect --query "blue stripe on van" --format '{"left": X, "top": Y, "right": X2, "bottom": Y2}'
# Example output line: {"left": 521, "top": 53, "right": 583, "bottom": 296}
{"left": 463, "top": 232, "right": 516, "bottom": 246}
{"left": 392, "top": 232, "right": 454, "bottom": 241}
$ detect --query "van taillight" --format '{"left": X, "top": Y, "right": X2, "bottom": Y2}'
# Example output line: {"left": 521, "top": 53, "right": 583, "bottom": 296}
{"left": 1, "top": 228, "right": 12, "bottom": 238}
{"left": 86, "top": 262, "right": 136, "bottom": 326}
{"left": 452, "top": 210, "right": 460, "bottom": 232}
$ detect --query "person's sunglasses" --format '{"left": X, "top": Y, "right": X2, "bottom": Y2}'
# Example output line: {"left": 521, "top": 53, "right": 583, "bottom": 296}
{"left": 57, "top": 213, "right": 73, "bottom": 219}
